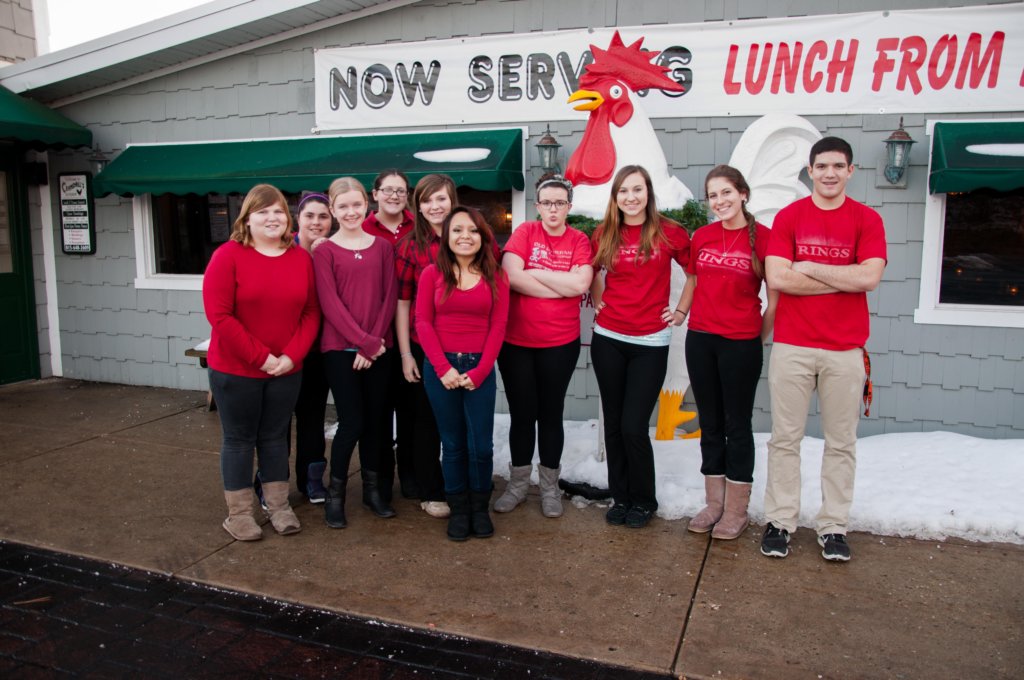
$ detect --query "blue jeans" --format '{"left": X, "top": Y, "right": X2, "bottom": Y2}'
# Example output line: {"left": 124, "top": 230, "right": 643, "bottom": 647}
{"left": 422, "top": 353, "right": 496, "bottom": 494}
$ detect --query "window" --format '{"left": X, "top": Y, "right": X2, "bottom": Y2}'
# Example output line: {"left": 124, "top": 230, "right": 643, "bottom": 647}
{"left": 915, "top": 118, "right": 1024, "bottom": 328}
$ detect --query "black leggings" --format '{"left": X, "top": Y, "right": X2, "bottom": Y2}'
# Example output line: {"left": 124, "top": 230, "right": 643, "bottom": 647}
{"left": 684, "top": 330, "right": 763, "bottom": 483}
{"left": 323, "top": 350, "right": 389, "bottom": 480}
{"left": 410, "top": 342, "right": 445, "bottom": 502}
{"left": 590, "top": 333, "right": 668, "bottom": 511}
{"left": 293, "top": 348, "right": 329, "bottom": 489}
{"left": 497, "top": 339, "right": 580, "bottom": 469}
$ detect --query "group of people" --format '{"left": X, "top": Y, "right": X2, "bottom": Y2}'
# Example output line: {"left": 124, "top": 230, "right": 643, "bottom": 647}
{"left": 202, "top": 135, "right": 885, "bottom": 562}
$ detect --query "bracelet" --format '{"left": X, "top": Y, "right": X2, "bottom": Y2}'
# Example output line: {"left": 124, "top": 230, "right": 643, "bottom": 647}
{"left": 674, "top": 309, "right": 688, "bottom": 316}
{"left": 401, "top": 352, "right": 412, "bottom": 358}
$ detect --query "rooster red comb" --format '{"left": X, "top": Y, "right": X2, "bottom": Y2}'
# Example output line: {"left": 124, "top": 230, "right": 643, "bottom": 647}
{"left": 580, "top": 30, "right": 684, "bottom": 92}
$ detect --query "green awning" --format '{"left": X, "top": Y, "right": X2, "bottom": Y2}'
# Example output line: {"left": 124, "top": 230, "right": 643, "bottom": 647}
{"left": 0, "top": 85, "right": 92, "bottom": 149}
{"left": 930, "top": 121, "right": 1024, "bottom": 194}
{"left": 94, "top": 129, "right": 524, "bottom": 196}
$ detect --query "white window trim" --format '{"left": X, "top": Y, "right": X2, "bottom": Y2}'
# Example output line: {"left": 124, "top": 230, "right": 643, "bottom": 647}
{"left": 914, "top": 117, "right": 1024, "bottom": 329}
{"left": 132, "top": 194, "right": 203, "bottom": 291}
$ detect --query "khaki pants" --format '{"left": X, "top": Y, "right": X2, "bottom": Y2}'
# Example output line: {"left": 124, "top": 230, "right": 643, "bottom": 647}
{"left": 764, "top": 343, "right": 865, "bottom": 536}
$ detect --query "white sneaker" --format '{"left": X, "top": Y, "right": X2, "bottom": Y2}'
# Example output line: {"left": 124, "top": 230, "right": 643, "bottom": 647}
{"left": 420, "top": 501, "right": 450, "bottom": 518}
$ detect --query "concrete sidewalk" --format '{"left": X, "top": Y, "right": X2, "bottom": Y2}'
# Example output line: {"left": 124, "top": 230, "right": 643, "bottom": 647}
{"left": 0, "top": 378, "right": 1020, "bottom": 679}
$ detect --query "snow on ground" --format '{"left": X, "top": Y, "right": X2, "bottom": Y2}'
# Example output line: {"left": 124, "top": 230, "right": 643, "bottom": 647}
{"left": 489, "top": 415, "right": 1024, "bottom": 545}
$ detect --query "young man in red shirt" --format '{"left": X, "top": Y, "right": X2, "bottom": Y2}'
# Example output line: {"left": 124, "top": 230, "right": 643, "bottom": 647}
{"left": 761, "top": 137, "right": 887, "bottom": 562}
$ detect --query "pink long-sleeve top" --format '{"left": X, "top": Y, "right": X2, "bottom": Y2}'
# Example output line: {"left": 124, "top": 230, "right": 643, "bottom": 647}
{"left": 415, "top": 264, "right": 509, "bottom": 387}
{"left": 202, "top": 240, "right": 321, "bottom": 379}
{"left": 313, "top": 237, "right": 397, "bottom": 357}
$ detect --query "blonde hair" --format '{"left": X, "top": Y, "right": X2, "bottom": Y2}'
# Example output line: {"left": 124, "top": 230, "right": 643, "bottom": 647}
{"left": 230, "top": 184, "right": 294, "bottom": 248}
{"left": 328, "top": 176, "right": 369, "bottom": 208}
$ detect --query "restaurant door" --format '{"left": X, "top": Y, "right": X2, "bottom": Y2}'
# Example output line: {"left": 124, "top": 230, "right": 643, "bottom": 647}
{"left": 0, "top": 150, "right": 40, "bottom": 384}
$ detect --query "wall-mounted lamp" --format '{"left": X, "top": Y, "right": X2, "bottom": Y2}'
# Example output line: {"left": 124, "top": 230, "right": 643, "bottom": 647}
{"left": 535, "top": 125, "right": 562, "bottom": 175}
{"left": 883, "top": 118, "right": 915, "bottom": 185}
{"left": 88, "top": 146, "right": 109, "bottom": 175}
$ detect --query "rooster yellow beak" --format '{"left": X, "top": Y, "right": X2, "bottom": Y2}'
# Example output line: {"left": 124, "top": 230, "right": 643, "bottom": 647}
{"left": 568, "top": 89, "right": 604, "bottom": 111}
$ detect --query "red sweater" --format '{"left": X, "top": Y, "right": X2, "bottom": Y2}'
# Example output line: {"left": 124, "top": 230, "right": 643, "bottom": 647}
{"left": 313, "top": 237, "right": 397, "bottom": 357}
{"left": 415, "top": 264, "right": 509, "bottom": 387}
{"left": 591, "top": 221, "right": 690, "bottom": 336}
{"left": 202, "top": 240, "right": 320, "bottom": 379}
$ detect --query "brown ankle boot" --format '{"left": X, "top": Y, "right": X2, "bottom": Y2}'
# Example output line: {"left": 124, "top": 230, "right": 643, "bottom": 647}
{"left": 262, "top": 481, "right": 301, "bottom": 535}
{"left": 222, "top": 489, "right": 263, "bottom": 541}
{"left": 712, "top": 480, "right": 751, "bottom": 540}
{"left": 688, "top": 475, "right": 726, "bottom": 533}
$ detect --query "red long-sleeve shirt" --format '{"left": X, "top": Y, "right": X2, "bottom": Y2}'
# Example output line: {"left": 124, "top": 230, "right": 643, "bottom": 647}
{"left": 415, "top": 264, "right": 509, "bottom": 387}
{"left": 202, "top": 240, "right": 320, "bottom": 379}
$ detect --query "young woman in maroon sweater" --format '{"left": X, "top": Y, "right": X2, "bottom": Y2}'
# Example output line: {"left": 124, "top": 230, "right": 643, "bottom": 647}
{"left": 203, "top": 184, "right": 320, "bottom": 541}
{"left": 416, "top": 207, "right": 509, "bottom": 541}
{"left": 314, "top": 177, "right": 398, "bottom": 528}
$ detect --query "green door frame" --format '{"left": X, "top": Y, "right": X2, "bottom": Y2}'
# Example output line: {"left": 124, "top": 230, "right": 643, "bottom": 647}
{"left": 0, "top": 146, "right": 41, "bottom": 384}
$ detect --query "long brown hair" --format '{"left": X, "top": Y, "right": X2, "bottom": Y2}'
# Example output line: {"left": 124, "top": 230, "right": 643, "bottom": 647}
{"left": 435, "top": 206, "right": 502, "bottom": 302}
{"left": 704, "top": 164, "right": 762, "bottom": 279}
{"left": 230, "top": 184, "right": 294, "bottom": 248}
{"left": 591, "top": 165, "right": 670, "bottom": 271}
{"left": 406, "top": 174, "right": 458, "bottom": 252}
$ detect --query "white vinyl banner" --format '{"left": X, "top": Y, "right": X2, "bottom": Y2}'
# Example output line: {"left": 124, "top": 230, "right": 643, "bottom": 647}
{"left": 314, "top": 5, "right": 1023, "bottom": 132}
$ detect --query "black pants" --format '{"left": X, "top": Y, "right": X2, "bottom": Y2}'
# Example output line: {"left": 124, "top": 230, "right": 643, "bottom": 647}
{"left": 323, "top": 350, "right": 389, "bottom": 481}
{"left": 208, "top": 369, "right": 301, "bottom": 491}
{"left": 498, "top": 338, "right": 580, "bottom": 469}
{"left": 410, "top": 342, "right": 445, "bottom": 502}
{"left": 684, "top": 330, "right": 763, "bottom": 483}
{"left": 378, "top": 344, "right": 416, "bottom": 501}
{"left": 590, "top": 333, "right": 668, "bottom": 511}
{"left": 293, "top": 348, "right": 329, "bottom": 490}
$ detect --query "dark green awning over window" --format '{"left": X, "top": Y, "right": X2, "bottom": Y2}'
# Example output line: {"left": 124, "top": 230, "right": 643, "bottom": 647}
{"left": 94, "top": 129, "right": 524, "bottom": 196}
{"left": 930, "top": 121, "right": 1024, "bottom": 194}
{"left": 0, "top": 85, "right": 92, "bottom": 149}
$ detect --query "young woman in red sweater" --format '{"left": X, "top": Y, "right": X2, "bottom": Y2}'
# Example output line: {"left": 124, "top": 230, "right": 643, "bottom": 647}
{"left": 314, "top": 177, "right": 398, "bottom": 528}
{"left": 203, "top": 184, "right": 320, "bottom": 541}
{"left": 682, "top": 165, "right": 777, "bottom": 540}
{"left": 590, "top": 165, "right": 690, "bottom": 529}
{"left": 416, "top": 207, "right": 509, "bottom": 541}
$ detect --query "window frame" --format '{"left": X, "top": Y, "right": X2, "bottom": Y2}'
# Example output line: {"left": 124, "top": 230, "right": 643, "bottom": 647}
{"left": 914, "top": 117, "right": 1024, "bottom": 329}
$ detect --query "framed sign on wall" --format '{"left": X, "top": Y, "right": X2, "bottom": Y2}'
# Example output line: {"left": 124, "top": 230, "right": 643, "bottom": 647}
{"left": 58, "top": 172, "right": 96, "bottom": 255}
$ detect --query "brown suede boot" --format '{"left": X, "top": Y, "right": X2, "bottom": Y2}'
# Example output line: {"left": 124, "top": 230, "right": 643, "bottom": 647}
{"left": 262, "top": 481, "right": 301, "bottom": 535}
{"left": 222, "top": 489, "right": 263, "bottom": 541}
{"left": 688, "top": 475, "right": 726, "bottom": 533}
{"left": 711, "top": 480, "right": 751, "bottom": 540}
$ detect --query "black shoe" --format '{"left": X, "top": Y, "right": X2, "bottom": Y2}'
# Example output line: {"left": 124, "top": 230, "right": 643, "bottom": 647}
{"left": 760, "top": 523, "right": 790, "bottom": 558}
{"left": 469, "top": 490, "right": 494, "bottom": 538}
{"left": 399, "top": 476, "right": 420, "bottom": 500}
{"left": 818, "top": 533, "right": 851, "bottom": 562}
{"left": 624, "top": 505, "right": 655, "bottom": 529}
{"left": 445, "top": 493, "right": 470, "bottom": 542}
{"left": 324, "top": 476, "right": 348, "bottom": 529}
{"left": 361, "top": 471, "right": 396, "bottom": 518}
{"left": 605, "top": 502, "right": 631, "bottom": 526}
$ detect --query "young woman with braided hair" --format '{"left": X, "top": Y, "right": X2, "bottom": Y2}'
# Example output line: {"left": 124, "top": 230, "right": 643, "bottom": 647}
{"left": 680, "top": 165, "right": 777, "bottom": 540}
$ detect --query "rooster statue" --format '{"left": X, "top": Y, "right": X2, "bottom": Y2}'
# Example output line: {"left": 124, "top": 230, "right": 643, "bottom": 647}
{"left": 565, "top": 31, "right": 693, "bottom": 218}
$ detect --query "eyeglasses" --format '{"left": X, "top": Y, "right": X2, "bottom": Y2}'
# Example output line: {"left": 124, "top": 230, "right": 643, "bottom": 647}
{"left": 537, "top": 200, "right": 569, "bottom": 210}
{"left": 378, "top": 187, "right": 408, "bottom": 197}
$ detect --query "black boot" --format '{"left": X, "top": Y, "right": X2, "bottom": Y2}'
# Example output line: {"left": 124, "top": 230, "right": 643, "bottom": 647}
{"left": 469, "top": 490, "right": 494, "bottom": 539}
{"left": 445, "top": 493, "right": 470, "bottom": 542}
{"left": 361, "top": 470, "right": 396, "bottom": 518}
{"left": 325, "top": 476, "right": 348, "bottom": 529}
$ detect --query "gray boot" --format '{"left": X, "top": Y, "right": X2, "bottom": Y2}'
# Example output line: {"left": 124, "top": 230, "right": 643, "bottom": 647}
{"left": 493, "top": 464, "right": 531, "bottom": 513}
{"left": 537, "top": 465, "right": 563, "bottom": 518}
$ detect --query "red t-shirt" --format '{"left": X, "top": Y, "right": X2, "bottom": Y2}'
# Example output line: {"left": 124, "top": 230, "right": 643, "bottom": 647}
{"left": 767, "top": 196, "right": 887, "bottom": 351}
{"left": 363, "top": 210, "right": 414, "bottom": 246}
{"left": 202, "top": 240, "right": 321, "bottom": 379}
{"left": 503, "top": 221, "right": 591, "bottom": 348}
{"left": 591, "top": 221, "right": 690, "bottom": 336}
{"left": 415, "top": 265, "right": 510, "bottom": 387}
{"left": 687, "top": 222, "right": 770, "bottom": 340}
